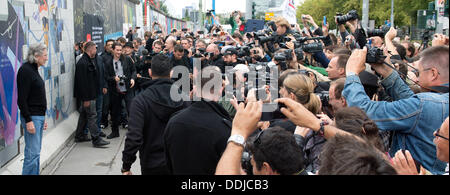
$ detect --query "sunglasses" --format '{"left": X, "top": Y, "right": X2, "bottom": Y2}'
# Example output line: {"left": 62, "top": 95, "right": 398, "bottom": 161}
{"left": 435, "top": 128, "right": 449, "bottom": 141}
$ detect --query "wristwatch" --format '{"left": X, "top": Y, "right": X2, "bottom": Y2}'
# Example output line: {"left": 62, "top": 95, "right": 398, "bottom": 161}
{"left": 228, "top": 135, "right": 246, "bottom": 147}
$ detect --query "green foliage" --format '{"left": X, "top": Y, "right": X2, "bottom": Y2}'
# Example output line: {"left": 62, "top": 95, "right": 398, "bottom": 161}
{"left": 297, "top": 0, "right": 434, "bottom": 28}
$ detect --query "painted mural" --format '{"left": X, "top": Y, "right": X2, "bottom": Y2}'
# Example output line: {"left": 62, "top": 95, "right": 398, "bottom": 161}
{"left": 0, "top": 0, "right": 75, "bottom": 166}
{"left": 1, "top": 0, "right": 188, "bottom": 167}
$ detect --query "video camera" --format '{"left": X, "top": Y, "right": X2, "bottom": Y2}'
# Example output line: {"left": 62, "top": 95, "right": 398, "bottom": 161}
{"left": 336, "top": 10, "right": 359, "bottom": 25}
{"left": 366, "top": 45, "right": 386, "bottom": 64}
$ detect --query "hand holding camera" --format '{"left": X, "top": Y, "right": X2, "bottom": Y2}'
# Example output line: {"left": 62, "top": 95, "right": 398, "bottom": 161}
{"left": 346, "top": 47, "right": 367, "bottom": 75}
{"left": 232, "top": 101, "right": 263, "bottom": 140}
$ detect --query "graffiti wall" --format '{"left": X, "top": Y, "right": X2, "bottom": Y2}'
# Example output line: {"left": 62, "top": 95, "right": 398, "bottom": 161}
{"left": 0, "top": 0, "right": 75, "bottom": 167}
{"left": 0, "top": 0, "right": 188, "bottom": 168}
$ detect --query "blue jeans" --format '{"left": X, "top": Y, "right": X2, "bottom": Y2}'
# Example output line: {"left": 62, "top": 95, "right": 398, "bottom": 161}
{"left": 20, "top": 116, "right": 45, "bottom": 175}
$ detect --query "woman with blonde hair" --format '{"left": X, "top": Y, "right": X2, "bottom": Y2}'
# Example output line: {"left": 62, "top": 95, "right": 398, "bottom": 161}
{"left": 277, "top": 72, "right": 325, "bottom": 173}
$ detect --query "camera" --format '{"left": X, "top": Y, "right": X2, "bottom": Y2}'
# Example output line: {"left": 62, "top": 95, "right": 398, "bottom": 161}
{"left": 193, "top": 48, "right": 207, "bottom": 58}
{"left": 367, "top": 26, "right": 390, "bottom": 38}
{"left": 316, "top": 91, "right": 330, "bottom": 108}
{"left": 206, "top": 9, "right": 215, "bottom": 17}
{"left": 336, "top": 10, "right": 359, "bottom": 25}
{"left": 366, "top": 46, "right": 386, "bottom": 64}
{"left": 118, "top": 75, "right": 127, "bottom": 87}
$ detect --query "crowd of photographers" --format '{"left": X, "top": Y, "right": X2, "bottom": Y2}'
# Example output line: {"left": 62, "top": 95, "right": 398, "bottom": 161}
{"left": 72, "top": 11, "right": 449, "bottom": 175}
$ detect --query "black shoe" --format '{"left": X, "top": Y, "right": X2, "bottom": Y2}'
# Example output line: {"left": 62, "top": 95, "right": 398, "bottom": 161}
{"left": 107, "top": 133, "right": 120, "bottom": 139}
{"left": 99, "top": 132, "right": 107, "bottom": 138}
{"left": 100, "top": 124, "right": 107, "bottom": 129}
{"left": 93, "top": 138, "right": 110, "bottom": 148}
{"left": 75, "top": 136, "right": 91, "bottom": 143}
{"left": 122, "top": 123, "right": 128, "bottom": 129}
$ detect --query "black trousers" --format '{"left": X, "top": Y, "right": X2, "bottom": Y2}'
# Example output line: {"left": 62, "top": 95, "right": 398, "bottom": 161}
{"left": 110, "top": 91, "right": 134, "bottom": 133}
{"left": 101, "top": 90, "right": 110, "bottom": 126}
{"left": 141, "top": 166, "right": 171, "bottom": 175}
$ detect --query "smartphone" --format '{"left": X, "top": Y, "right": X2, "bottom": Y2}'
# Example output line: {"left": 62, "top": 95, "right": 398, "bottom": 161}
{"left": 156, "top": 30, "right": 162, "bottom": 34}
{"left": 198, "top": 31, "right": 204, "bottom": 35}
{"left": 182, "top": 28, "right": 188, "bottom": 32}
{"left": 323, "top": 16, "right": 327, "bottom": 25}
{"left": 260, "top": 103, "right": 287, "bottom": 121}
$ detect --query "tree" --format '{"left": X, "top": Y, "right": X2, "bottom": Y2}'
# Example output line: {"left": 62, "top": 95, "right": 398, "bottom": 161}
{"left": 297, "top": 0, "right": 434, "bottom": 29}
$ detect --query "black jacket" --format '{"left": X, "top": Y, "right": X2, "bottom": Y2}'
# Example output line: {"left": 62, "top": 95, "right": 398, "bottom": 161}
{"left": 208, "top": 54, "right": 226, "bottom": 73}
{"left": 145, "top": 38, "right": 155, "bottom": 53}
{"left": 17, "top": 62, "right": 47, "bottom": 123}
{"left": 74, "top": 53, "right": 99, "bottom": 101}
{"left": 164, "top": 100, "right": 232, "bottom": 175}
{"left": 104, "top": 55, "right": 137, "bottom": 94}
{"left": 95, "top": 54, "right": 107, "bottom": 94}
{"left": 122, "top": 79, "right": 188, "bottom": 170}
{"left": 171, "top": 55, "right": 192, "bottom": 73}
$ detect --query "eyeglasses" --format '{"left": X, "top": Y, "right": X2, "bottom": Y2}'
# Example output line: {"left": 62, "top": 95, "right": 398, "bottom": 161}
{"left": 435, "top": 128, "right": 449, "bottom": 141}
{"left": 412, "top": 67, "right": 433, "bottom": 77}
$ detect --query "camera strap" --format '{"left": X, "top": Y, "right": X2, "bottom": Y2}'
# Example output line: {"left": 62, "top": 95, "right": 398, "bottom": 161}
{"left": 383, "top": 61, "right": 448, "bottom": 94}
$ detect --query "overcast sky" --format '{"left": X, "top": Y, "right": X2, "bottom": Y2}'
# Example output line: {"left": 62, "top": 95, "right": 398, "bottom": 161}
{"left": 165, "top": 0, "right": 304, "bottom": 18}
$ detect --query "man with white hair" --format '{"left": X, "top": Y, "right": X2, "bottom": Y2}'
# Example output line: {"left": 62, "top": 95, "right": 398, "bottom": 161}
{"left": 17, "top": 43, "right": 48, "bottom": 175}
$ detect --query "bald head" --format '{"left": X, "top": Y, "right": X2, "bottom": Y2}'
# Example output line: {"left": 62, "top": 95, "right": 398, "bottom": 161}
{"left": 207, "top": 44, "right": 220, "bottom": 56}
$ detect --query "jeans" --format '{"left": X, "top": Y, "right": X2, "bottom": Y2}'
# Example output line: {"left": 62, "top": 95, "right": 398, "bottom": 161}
{"left": 84, "top": 94, "right": 104, "bottom": 135}
{"left": 76, "top": 100, "right": 100, "bottom": 140}
{"left": 20, "top": 115, "right": 45, "bottom": 175}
